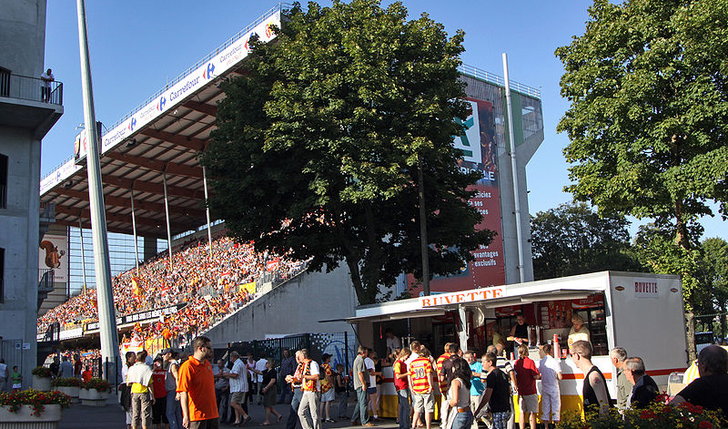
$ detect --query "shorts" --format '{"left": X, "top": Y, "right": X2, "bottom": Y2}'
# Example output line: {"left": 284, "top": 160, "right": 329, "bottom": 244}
{"left": 367, "top": 387, "right": 377, "bottom": 395}
{"left": 412, "top": 392, "right": 435, "bottom": 414}
{"left": 519, "top": 394, "right": 538, "bottom": 413}
{"left": 190, "top": 418, "right": 219, "bottom": 429}
{"left": 491, "top": 411, "right": 511, "bottom": 429}
{"left": 263, "top": 387, "right": 277, "bottom": 407}
{"left": 230, "top": 391, "right": 246, "bottom": 404}
{"left": 321, "top": 389, "right": 335, "bottom": 403}
{"left": 540, "top": 390, "right": 560, "bottom": 421}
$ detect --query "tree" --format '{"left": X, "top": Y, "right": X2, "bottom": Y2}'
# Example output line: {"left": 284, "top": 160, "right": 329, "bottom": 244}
{"left": 697, "top": 237, "right": 728, "bottom": 337}
{"left": 201, "top": 1, "right": 492, "bottom": 305}
{"left": 530, "top": 202, "right": 642, "bottom": 280}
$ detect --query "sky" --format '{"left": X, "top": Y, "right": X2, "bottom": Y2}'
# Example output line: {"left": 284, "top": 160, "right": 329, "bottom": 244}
{"left": 42, "top": 0, "right": 726, "bottom": 240}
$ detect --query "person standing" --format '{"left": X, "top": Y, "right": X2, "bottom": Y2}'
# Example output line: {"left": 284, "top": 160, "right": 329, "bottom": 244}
{"left": 334, "top": 363, "right": 349, "bottom": 419}
{"left": 609, "top": 347, "right": 629, "bottom": 411}
{"left": 0, "top": 359, "right": 7, "bottom": 391}
{"left": 40, "top": 68, "right": 54, "bottom": 102}
{"left": 226, "top": 351, "right": 251, "bottom": 426}
{"left": 385, "top": 329, "right": 402, "bottom": 356}
{"left": 151, "top": 357, "right": 169, "bottom": 429}
{"left": 127, "top": 350, "right": 155, "bottom": 429}
{"left": 10, "top": 366, "right": 21, "bottom": 391}
{"left": 393, "top": 348, "right": 411, "bottom": 429}
{"left": 279, "top": 349, "right": 296, "bottom": 404}
{"left": 474, "top": 354, "right": 511, "bottom": 429}
{"left": 319, "top": 354, "right": 335, "bottom": 422}
{"left": 462, "top": 351, "right": 484, "bottom": 429}
{"left": 567, "top": 314, "right": 591, "bottom": 349}
{"left": 364, "top": 349, "right": 378, "bottom": 420}
{"left": 213, "top": 359, "right": 230, "bottom": 423}
{"left": 49, "top": 356, "right": 60, "bottom": 379}
{"left": 671, "top": 345, "right": 728, "bottom": 420}
{"left": 261, "top": 359, "right": 284, "bottom": 425}
{"left": 350, "top": 346, "right": 373, "bottom": 426}
{"left": 73, "top": 354, "right": 83, "bottom": 378}
{"left": 509, "top": 315, "right": 529, "bottom": 357}
{"left": 624, "top": 357, "right": 658, "bottom": 409}
{"left": 537, "top": 344, "right": 562, "bottom": 428}
{"left": 513, "top": 344, "right": 540, "bottom": 429}
{"left": 297, "top": 349, "right": 321, "bottom": 429}
{"left": 409, "top": 347, "right": 436, "bottom": 429}
{"left": 60, "top": 356, "right": 74, "bottom": 378}
{"left": 122, "top": 351, "right": 137, "bottom": 429}
{"left": 177, "top": 336, "right": 219, "bottom": 429}
{"left": 163, "top": 349, "right": 183, "bottom": 429}
{"left": 448, "top": 359, "right": 473, "bottom": 429}
{"left": 255, "top": 356, "right": 269, "bottom": 405}
{"left": 570, "top": 340, "right": 610, "bottom": 418}
{"left": 286, "top": 350, "right": 306, "bottom": 429}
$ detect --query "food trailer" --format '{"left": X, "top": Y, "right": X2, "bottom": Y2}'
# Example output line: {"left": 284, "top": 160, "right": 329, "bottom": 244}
{"left": 349, "top": 271, "right": 689, "bottom": 417}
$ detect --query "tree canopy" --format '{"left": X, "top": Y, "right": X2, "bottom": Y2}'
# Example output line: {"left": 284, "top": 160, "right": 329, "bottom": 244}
{"left": 531, "top": 202, "right": 642, "bottom": 280}
{"left": 201, "top": 0, "right": 492, "bottom": 304}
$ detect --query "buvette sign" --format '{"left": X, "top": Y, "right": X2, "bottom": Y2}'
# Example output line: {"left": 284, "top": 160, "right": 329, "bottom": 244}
{"left": 419, "top": 286, "right": 506, "bottom": 308}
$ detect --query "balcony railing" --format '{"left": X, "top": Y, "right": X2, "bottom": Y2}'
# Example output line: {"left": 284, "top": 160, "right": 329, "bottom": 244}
{"left": 0, "top": 70, "right": 63, "bottom": 105}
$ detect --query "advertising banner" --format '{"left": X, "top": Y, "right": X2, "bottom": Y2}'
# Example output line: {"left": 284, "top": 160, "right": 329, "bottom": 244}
{"left": 39, "top": 233, "right": 68, "bottom": 283}
{"left": 239, "top": 282, "right": 257, "bottom": 295}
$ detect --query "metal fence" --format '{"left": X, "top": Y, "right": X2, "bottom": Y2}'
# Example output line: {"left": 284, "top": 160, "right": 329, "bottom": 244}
{"left": 0, "top": 71, "right": 63, "bottom": 105}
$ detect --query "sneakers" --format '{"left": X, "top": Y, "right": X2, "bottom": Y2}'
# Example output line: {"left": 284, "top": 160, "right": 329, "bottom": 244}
{"left": 324, "top": 418, "right": 336, "bottom": 423}
{"left": 363, "top": 423, "right": 376, "bottom": 427}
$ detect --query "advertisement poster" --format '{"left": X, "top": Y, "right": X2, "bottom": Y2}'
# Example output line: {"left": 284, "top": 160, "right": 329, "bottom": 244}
{"left": 39, "top": 233, "right": 68, "bottom": 283}
{"left": 410, "top": 98, "right": 506, "bottom": 294}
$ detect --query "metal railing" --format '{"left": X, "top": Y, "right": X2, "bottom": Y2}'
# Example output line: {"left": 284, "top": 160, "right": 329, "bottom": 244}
{"left": 459, "top": 63, "right": 541, "bottom": 99}
{"left": 0, "top": 70, "right": 63, "bottom": 105}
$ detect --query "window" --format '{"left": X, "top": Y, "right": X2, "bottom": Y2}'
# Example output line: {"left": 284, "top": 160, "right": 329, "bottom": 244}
{"left": 0, "top": 154, "right": 7, "bottom": 208}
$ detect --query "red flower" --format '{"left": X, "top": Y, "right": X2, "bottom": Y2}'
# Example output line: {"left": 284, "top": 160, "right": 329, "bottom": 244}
{"left": 698, "top": 421, "right": 713, "bottom": 429}
{"left": 640, "top": 410, "right": 658, "bottom": 419}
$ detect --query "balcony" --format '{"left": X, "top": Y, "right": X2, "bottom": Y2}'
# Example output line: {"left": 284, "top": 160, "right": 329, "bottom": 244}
{"left": 0, "top": 68, "right": 64, "bottom": 138}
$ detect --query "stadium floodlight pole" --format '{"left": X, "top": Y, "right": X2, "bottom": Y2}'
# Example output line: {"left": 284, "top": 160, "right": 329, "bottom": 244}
{"left": 77, "top": 219, "right": 88, "bottom": 294}
{"left": 75, "top": 0, "right": 119, "bottom": 381}
{"left": 202, "top": 166, "right": 213, "bottom": 254}
{"left": 162, "top": 172, "right": 173, "bottom": 268}
{"left": 130, "top": 187, "right": 139, "bottom": 274}
{"left": 502, "top": 53, "right": 526, "bottom": 283}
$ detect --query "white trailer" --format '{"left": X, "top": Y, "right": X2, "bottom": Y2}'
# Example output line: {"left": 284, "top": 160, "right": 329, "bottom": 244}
{"left": 349, "top": 271, "right": 688, "bottom": 416}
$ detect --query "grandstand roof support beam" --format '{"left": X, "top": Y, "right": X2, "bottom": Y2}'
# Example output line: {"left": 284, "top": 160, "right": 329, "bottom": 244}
{"left": 106, "top": 152, "right": 204, "bottom": 179}
{"left": 162, "top": 172, "right": 174, "bottom": 270}
{"left": 55, "top": 205, "right": 167, "bottom": 230}
{"left": 102, "top": 176, "right": 204, "bottom": 200}
{"left": 140, "top": 129, "right": 207, "bottom": 152}
{"left": 54, "top": 187, "right": 206, "bottom": 218}
{"left": 183, "top": 100, "right": 217, "bottom": 116}
{"left": 54, "top": 219, "right": 165, "bottom": 239}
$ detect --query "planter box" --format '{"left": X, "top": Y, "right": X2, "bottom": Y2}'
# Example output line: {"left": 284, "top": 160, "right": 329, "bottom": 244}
{"left": 32, "top": 375, "right": 52, "bottom": 391}
{"left": 79, "top": 388, "right": 109, "bottom": 407}
{"left": 54, "top": 386, "right": 79, "bottom": 403}
{"left": 0, "top": 404, "right": 61, "bottom": 429}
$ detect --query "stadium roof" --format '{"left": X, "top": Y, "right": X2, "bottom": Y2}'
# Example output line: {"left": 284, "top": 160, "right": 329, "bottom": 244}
{"left": 39, "top": 4, "right": 541, "bottom": 240}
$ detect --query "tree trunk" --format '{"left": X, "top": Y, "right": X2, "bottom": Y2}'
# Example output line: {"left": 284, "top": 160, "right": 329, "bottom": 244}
{"left": 686, "top": 310, "right": 697, "bottom": 363}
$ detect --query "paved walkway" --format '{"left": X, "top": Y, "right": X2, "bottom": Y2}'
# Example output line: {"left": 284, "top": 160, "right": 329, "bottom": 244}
{"left": 59, "top": 399, "right": 400, "bottom": 429}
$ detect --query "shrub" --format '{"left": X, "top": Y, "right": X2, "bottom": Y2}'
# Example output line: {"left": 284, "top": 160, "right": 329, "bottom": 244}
{"left": 31, "top": 366, "right": 52, "bottom": 378}
{"left": 82, "top": 378, "right": 111, "bottom": 392}
{"left": 51, "top": 377, "right": 82, "bottom": 387}
{"left": 0, "top": 389, "right": 71, "bottom": 416}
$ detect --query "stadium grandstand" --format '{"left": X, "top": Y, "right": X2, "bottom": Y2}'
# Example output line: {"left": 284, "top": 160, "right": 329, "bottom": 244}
{"left": 36, "top": 2, "right": 543, "bottom": 366}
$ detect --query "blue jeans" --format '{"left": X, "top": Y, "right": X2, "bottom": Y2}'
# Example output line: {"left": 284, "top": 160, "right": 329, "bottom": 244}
{"left": 397, "top": 390, "right": 410, "bottom": 429}
{"left": 350, "top": 387, "right": 369, "bottom": 424}
{"left": 166, "top": 390, "right": 182, "bottom": 429}
{"left": 451, "top": 410, "right": 473, "bottom": 429}
{"left": 287, "top": 388, "right": 303, "bottom": 429}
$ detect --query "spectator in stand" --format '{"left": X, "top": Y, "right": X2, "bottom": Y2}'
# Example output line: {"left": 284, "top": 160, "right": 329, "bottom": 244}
{"left": 671, "top": 345, "right": 728, "bottom": 420}
{"left": 513, "top": 344, "right": 540, "bottom": 429}
{"left": 393, "top": 348, "right": 411, "bottom": 429}
{"left": 127, "top": 350, "right": 155, "bottom": 429}
{"left": 538, "top": 344, "right": 562, "bottom": 429}
{"left": 279, "top": 348, "right": 296, "bottom": 404}
{"left": 624, "top": 357, "right": 658, "bottom": 409}
{"left": 151, "top": 357, "right": 168, "bottom": 429}
{"left": 177, "top": 336, "right": 219, "bottom": 429}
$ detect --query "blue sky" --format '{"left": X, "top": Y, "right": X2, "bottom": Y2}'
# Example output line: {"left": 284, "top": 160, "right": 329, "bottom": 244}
{"left": 42, "top": 0, "right": 725, "bottom": 240}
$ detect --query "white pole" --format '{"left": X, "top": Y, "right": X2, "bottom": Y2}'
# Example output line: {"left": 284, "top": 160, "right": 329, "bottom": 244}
{"left": 162, "top": 172, "right": 173, "bottom": 268}
{"left": 502, "top": 53, "right": 526, "bottom": 283}
{"left": 130, "top": 187, "right": 139, "bottom": 274}
{"left": 202, "top": 166, "right": 213, "bottom": 255}
{"left": 75, "top": 0, "right": 119, "bottom": 381}
{"left": 77, "top": 219, "right": 88, "bottom": 294}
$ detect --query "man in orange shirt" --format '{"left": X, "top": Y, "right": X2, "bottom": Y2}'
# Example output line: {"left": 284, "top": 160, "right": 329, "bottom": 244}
{"left": 177, "top": 336, "right": 219, "bottom": 429}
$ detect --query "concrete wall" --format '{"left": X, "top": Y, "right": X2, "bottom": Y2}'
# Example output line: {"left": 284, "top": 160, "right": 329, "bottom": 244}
{"left": 205, "top": 265, "right": 358, "bottom": 347}
{"left": 0, "top": 0, "right": 47, "bottom": 76}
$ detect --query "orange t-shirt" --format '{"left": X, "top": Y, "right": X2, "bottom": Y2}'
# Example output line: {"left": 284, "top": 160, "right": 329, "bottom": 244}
{"left": 409, "top": 356, "right": 433, "bottom": 394}
{"left": 177, "top": 356, "right": 219, "bottom": 422}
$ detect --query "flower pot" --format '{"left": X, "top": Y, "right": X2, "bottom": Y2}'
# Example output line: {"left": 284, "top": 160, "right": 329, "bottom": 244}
{"left": 0, "top": 404, "right": 61, "bottom": 429}
{"left": 79, "top": 388, "right": 108, "bottom": 407}
{"left": 55, "top": 386, "right": 79, "bottom": 403}
{"left": 32, "top": 375, "right": 52, "bottom": 391}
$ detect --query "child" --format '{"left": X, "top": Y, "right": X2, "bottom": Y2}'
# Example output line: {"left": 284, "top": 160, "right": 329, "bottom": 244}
{"left": 11, "top": 366, "right": 22, "bottom": 391}
{"left": 335, "top": 364, "right": 349, "bottom": 419}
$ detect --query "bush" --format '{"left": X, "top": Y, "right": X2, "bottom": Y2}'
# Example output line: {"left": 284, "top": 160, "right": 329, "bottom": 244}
{"left": 81, "top": 378, "right": 111, "bottom": 392}
{"left": 557, "top": 397, "right": 723, "bottom": 429}
{"left": 31, "top": 366, "right": 52, "bottom": 378}
{"left": 0, "top": 389, "right": 71, "bottom": 416}
{"left": 51, "top": 377, "right": 82, "bottom": 388}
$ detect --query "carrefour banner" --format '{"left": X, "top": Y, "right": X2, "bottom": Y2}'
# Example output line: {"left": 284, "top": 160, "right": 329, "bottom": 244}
{"left": 100, "top": 10, "right": 281, "bottom": 153}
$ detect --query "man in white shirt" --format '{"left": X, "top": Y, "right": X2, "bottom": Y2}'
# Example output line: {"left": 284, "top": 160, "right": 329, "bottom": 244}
{"left": 255, "top": 356, "right": 268, "bottom": 404}
{"left": 297, "top": 349, "right": 321, "bottom": 429}
{"left": 385, "top": 329, "right": 401, "bottom": 355}
{"left": 0, "top": 359, "right": 7, "bottom": 392}
{"left": 538, "top": 344, "right": 562, "bottom": 428}
{"left": 40, "top": 68, "right": 54, "bottom": 102}
{"left": 226, "top": 351, "right": 251, "bottom": 425}
{"left": 127, "top": 350, "right": 155, "bottom": 429}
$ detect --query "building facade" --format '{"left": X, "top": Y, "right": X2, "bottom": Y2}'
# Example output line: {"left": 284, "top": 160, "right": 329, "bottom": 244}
{"left": 0, "top": 0, "right": 62, "bottom": 383}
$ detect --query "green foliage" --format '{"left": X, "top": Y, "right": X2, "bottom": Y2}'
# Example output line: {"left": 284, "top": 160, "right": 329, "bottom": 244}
{"left": 202, "top": 0, "right": 491, "bottom": 304}
{"left": 556, "top": 0, "right": 728, "bottom": 252}
{"left": 31, "top": 367, "right": 52, "bottom": 378}
{"left": 81, "top": 377, "right": 111, "bottom": 392}
{"left": 531, "top": 202, "right": 642, "bottom": 280}
{"left": 50, "top": 377, "right": 82, "bottom": 388}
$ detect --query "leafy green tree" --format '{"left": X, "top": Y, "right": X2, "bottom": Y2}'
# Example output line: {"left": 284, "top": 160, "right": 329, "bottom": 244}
{"left": 530, "top": 202, "right": 642, "bottom": 280}
{"left": 201, "top": 0, "right": 492, "bottom": 305}
{"left": 697, "top": 238, "right": 728, "bottom": 336}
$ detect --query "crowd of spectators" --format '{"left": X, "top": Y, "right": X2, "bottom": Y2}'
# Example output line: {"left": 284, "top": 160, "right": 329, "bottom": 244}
{"left": 37, "top": 236, "right": 307, "bottom": 343}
